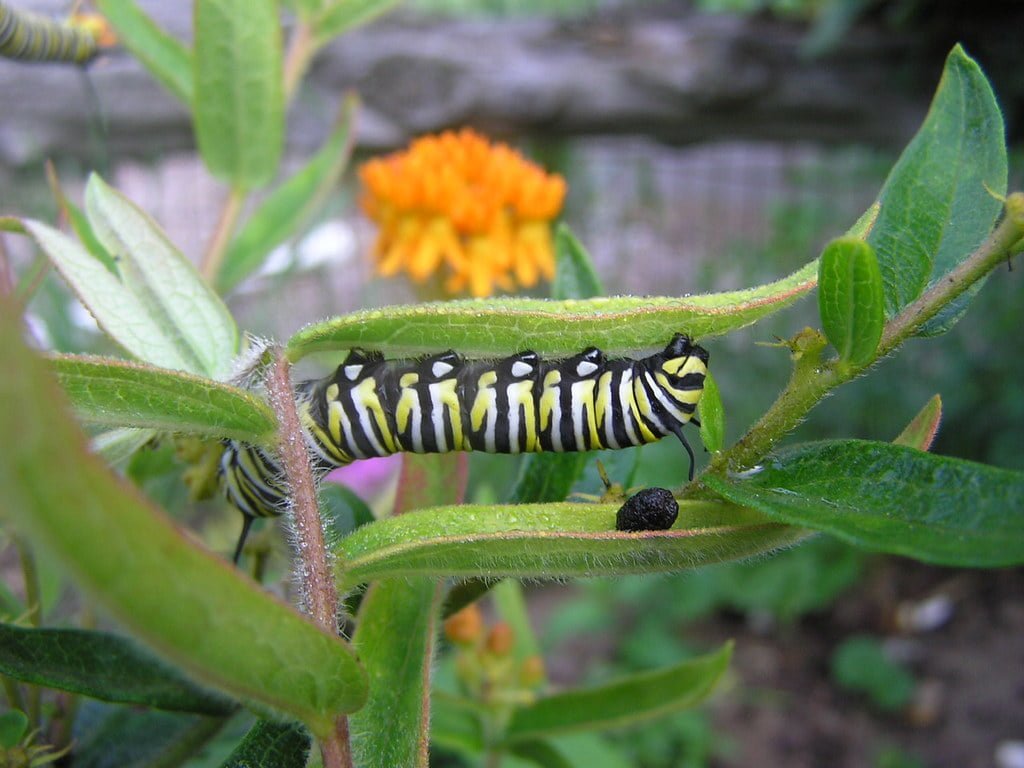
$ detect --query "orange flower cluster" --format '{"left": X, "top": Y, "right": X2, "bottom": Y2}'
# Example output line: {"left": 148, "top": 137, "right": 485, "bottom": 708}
{"left": 359, "top": 128, "right": 566, "bottom": 298}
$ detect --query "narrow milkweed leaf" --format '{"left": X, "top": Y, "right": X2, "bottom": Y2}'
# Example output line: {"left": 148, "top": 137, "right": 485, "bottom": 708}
{"left": 504, "top": 643, "right": 732, "bottom": 742}
{"left": 336, "top": 501, "right": 802, "bottom": 588}
{"left": 286, "top": 260, "right": 819, "bottom": 361}
{"left": 551, "top": 224, "right": 603, "bottom": 301}
{"left": 83, "top": 174, "right": 239, "bottom": 378}
{"left": 704, "top": 440, "right": 1024, "bottom": 567}
{"left": 0, "top": 624, "right": 235, "bottom": 715}
{"left": 25, "top": 220, "right": 204, "bottom": 375}
{"left": 217, "top": 96, "right": 358, "bottom": 292}
{"left": 52, "top": 354, "right": 277, "bottom": 445}
{"left": 311, "top": 0, "right": 399, "bottom": 45}
{"left": 193, "top": 0, "right": 283, "bottom": 188}
{"left": 96, "top": 0, "right": 193, "bottom": 105}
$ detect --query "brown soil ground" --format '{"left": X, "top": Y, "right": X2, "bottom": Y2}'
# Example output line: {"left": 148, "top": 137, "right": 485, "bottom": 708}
{"left": 538, "top": 562, "right": 1023, "bottom": 768}
{"left": 695, "top": 563, "right": 1021, "bottom": 768}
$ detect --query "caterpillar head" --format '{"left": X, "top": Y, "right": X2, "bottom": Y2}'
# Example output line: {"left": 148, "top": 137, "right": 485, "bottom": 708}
{"left": 659, "top": 334, "right": 710, "bottom": 379}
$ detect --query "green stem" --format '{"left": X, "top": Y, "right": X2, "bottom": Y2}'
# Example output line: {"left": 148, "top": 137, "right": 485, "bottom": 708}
{"left": 283, "top": 21, "right": 316, "bottom": 102}
{"left": 200, "top": 186, "right": 245, "bottom": 284}
{"left": 701, "top": 201, "right": 1024, "bottom": 479}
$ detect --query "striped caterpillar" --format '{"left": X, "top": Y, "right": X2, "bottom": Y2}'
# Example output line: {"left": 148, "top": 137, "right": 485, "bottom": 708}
{"left": 221, "top": 334, "right": 709, "bottom": 559}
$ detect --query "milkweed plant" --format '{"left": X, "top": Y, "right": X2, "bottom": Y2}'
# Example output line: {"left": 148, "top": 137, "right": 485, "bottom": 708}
{"left": 0, "top": 2, "right": 1022, "bottom": 767}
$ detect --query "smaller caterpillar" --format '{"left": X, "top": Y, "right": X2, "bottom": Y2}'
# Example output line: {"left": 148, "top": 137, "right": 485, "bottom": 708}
{"left": 221, "top": 335, "right": 709, "bottom": 560}
{"left": 0, "top": 2, "right": 98, "bottom": 64}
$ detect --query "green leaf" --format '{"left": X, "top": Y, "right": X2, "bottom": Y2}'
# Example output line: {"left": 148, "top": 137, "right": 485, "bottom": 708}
{"left": 866, "top": 46, "right": 1006, "bottom": 332}
{"left": 221, "top": 720, "right": 310, "bottom": 768}
{"left": 336, "top": 501, "right": 803, "bottom": 588}
{"left": 24, "top": 175, "right": 240, "bottom": 378}
{"left": 704, "top": 440, "right": 1024, "bottom": 567}
{"left": 194, "top": 0, "right": 283, "bottom": 188}
{"left": 508, "top": 453, "right": 589, "bottom": 504}
{"left": 510, "top": 740, "right": 576, "bottom": 768}
{"left": 698, "top": 370, "right": 725, "bottom": 454}
{"left": 551, "top": 224, "right": 603, "bottom": 301}
{"left": 431, "top": 691, "right": 484, "bottom": 754}
{"left": 831, "top": 635, "right": 915, "bottom": 712}
{"left": 46, "top": 163, "right": 118, "bottom": 272}
{"left": 0, "top": 302, "right": 367, "bottom": 737}
{"left": 818, "top": 237, "right": 884, "bottom": 365}
{"left": 84, "top": 175, "right": 240, "bottom": 377}
{"left": 52, "top": 354, "right": 277, "bottom": 445}
{"left": 893, "top": 394, "right": 942, "bottom": 451}
{"left": 91, "top": 427, "right": 158, "bottom": 467}
{"left": 350, "top": 454, "right": 458, "bottom": 768}
{"left": 0, "top": 710, "right": 28, "bottom": 749}
{"left": 504, "top": 643, "right": 732, "bottom": 742}
{"left": 25, "top": 219, "right": 211, "bottom": 377}
{"left": 440, "top": 578, "right": 500, "bottom": 619}
{"left": 311, "top": 0, "right": 398, "bottom": 45}
{"left": 510, "top": 735, "right": 635, "bottom": 768}
{"left": 319, "top": 483, "right": 376, "bottom": 539}
{"left": 0, "top": 624, "right": 235, "bottom": 715}
{"left": 96, "top": 0, "right": 193, "bottom": 105}
{"left": 217, "top": 96, "right": 358, "bottom": 292}
{"left": 287, "top": 260, "right": 819, "bottom": 361}
{"left": 286, "top": 0, "right": 327, "bottom": 17}
{"left": 72, "top": 706, "right": 226, "bottom": 768}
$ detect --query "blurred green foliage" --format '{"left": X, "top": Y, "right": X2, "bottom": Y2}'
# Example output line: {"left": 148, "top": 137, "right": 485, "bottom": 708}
{"left": 831, "top": 635, "right": 916, "bottom": 712}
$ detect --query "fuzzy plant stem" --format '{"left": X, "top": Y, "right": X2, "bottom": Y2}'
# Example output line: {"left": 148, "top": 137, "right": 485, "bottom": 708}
{"left": 265, "top": 347, "right": 352, "bottom": 768}
{"left": 701, "top": 196, "right": 1024, "bottom": 480}
{"left": 200, "top": 186, "right": 245, "bottom": 284}
{"left": 283, "top": 21, "right": 316, "bottom": 100}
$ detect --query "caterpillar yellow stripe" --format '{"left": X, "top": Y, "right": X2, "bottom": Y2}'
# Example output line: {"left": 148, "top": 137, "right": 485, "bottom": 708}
{"left": 221, "top": 334, "right": 709, "bottom": 560}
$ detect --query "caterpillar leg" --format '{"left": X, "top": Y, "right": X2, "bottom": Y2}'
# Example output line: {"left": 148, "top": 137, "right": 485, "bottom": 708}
{"left": 233, "top": 514, "right": 255, "bottom": 564}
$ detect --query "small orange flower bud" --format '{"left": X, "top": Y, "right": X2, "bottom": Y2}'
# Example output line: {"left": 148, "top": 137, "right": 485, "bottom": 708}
{"left": 444, "top": 604, "right": 483, "bottom": 645}
{"left": 519, "top": 654, "right": 546, "bottom": 687}
{"left": 485, "top": 621, "right": 514, "bottom": 656}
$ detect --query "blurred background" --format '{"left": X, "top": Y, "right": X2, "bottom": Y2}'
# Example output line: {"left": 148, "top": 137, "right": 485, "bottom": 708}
{"left": 1, "top": 1, "right": 1022, "bottom": 766}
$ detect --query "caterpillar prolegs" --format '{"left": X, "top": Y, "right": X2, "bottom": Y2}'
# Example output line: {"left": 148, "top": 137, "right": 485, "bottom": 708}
{"left": 221, "top": 334, "right": 710, "bottom": 560}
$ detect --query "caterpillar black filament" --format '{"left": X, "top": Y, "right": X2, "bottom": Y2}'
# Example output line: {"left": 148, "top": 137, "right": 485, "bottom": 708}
{"left": 221, "top": 334, "right": 709, "bottom": 560}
